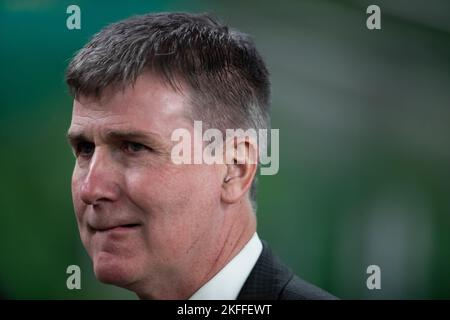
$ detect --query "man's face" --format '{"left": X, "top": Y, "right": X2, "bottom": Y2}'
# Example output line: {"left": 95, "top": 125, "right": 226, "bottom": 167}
{"left": 68, "top": 73, "right": 226, "bottom": 293}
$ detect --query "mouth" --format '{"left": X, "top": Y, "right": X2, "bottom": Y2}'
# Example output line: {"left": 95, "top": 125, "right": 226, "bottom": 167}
{"left": 90, "top": 223, "right": 141, "bottom": 233}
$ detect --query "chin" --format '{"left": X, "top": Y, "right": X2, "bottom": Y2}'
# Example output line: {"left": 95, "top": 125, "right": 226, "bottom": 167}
{"left": 93, "top": 252, "right": 140, "bottom": 288}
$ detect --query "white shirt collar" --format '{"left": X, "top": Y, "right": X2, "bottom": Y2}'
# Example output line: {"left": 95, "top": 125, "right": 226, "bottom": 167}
{"left": 189, "top": 232, "right": 263, "bottom": 300}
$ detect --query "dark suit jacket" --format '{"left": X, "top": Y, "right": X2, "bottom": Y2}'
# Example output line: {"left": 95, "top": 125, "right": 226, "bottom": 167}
{"left": 237, "top": 240, "right": 337, "bottom": 300}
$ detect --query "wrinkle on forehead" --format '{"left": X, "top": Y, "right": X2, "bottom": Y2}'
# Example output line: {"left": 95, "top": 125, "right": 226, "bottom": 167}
{"left": 70, "top": 73, "right": 194, "bottom": 138}
{"left": 74, "top": 72, "right": 191, "bottom": 115}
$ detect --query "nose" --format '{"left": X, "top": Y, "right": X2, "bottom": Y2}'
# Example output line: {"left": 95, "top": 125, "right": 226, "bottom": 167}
{"left": 80, "top": 148, "right": 120, "bottom": 206}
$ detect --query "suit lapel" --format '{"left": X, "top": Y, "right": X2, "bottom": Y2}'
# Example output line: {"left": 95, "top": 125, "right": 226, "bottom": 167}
{"left": 237, "top": 240, "right": 294, "bottom": 300}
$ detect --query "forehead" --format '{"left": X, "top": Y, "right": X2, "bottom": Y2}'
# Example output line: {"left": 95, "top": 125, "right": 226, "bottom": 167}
{"left": 69, "top": 73, "right": 192, "bottom": 137}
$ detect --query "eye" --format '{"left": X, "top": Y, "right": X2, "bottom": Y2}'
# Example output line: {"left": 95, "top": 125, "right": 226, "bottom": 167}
{"left": 76, "top": 141, "right": 95, "bottom": 157}
{"left": 123, "top": 141, "right": 148, "bottom": 153}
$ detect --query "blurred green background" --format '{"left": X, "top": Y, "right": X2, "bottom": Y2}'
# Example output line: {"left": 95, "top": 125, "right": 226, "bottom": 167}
{"left": 0, "top": 0, "right": 449, "bottom": 299}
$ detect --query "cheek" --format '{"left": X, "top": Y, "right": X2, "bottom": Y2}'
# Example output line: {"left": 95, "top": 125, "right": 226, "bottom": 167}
{"left": 71, "top": 168, "right": 85, "bottom": 222}
{"left": 129, "top": 163, "right": 220, "bottom": 209}
{"left": 126, "top": 164, "right": 222, "bottom": 241}
{"left": 71, "top": 173, "right": 92, "bottom": 255}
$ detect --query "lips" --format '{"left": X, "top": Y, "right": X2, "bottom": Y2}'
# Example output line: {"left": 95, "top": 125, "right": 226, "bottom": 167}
{"left": 89, "top": 223, "right": 141, "bottom": 233}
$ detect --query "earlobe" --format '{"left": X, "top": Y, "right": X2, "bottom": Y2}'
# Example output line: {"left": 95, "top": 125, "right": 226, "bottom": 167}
{"left": 221, "top": 177, "right": 241, "bottom": 204}
{"left": 221, "top": 138, "right": 258, "bottom": 204}
{"left": 221, "top": 162, "right": 257, "bottom": 204}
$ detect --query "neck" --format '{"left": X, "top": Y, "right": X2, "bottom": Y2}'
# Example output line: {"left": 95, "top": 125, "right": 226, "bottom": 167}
{"left": 200, "top": 203, "right": 257, "bottom": 288}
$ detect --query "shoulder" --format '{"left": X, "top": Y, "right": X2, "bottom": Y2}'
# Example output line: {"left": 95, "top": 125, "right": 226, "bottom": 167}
{"left": 237, "top": 240, "right": 338, "bottom": 300}
{"left": 280, "top": 273, "right": 338, "bottom": 300}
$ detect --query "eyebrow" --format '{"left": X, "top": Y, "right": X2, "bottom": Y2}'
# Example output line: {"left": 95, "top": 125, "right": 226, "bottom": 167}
{"left": 66, "top": 129, "right": 165, "bottom": 148}
{"left": 105, "top": 130, "right": 160, "bottom": 142}
{"left": 66, "top": 131, "right": 87, "bottom": 146}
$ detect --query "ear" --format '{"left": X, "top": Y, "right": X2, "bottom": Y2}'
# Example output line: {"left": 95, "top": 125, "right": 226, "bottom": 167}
{"left": 221, "top": 136, "right": 258, "bottom": 204}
